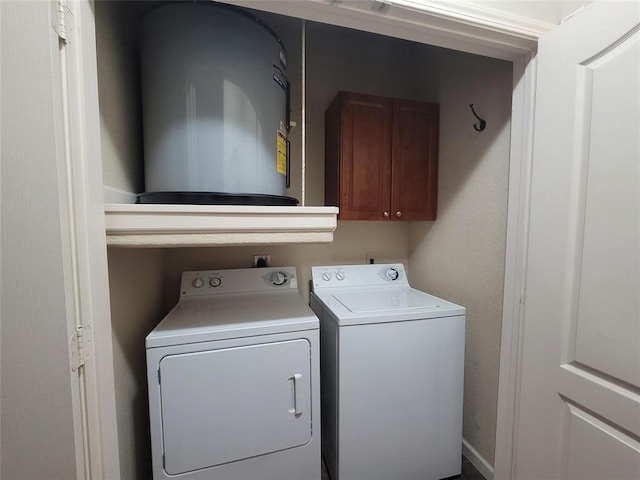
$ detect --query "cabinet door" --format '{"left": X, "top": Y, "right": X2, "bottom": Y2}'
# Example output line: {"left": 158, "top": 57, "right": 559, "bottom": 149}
{"left": 391, "top": 100, "right": 439, "bottom": 221}
{"left": 335, "top": 93, "right": 393, "bottom": 220}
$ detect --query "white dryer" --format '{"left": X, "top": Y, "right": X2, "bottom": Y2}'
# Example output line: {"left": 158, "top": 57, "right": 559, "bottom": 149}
{"left": 309, "top": 263, "right": 465, "bottom": 480}
{"left": 146, "top": 267, "right": 320, "bottom": 480}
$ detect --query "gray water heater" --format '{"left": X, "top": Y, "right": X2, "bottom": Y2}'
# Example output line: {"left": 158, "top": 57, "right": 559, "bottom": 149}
{"left": 138, "top": 3, "right": 296, "bottom": 205}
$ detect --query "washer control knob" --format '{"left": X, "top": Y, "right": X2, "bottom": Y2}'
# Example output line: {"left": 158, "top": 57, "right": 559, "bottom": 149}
{"left": 385, "top": 268, "right": 399, "bottom": 281}
{"left": 270, "top": 271, "right": 288, "bottom": 286}
{"left": 322, "top": 272, "right": 332, "bottom": 282}
{"left": 191, "top": 277, "right": 204, "bottom": 288}
{"left": 209, "top": 277, "right": 222, "bottom": 288}
{"left": 335, "top": 271, "right": 345, "bottom": 281}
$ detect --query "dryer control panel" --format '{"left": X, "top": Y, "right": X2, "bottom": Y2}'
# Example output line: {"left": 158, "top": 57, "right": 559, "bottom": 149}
{"left": 181, "top": 267, "right": 298, "bottom": 297}
{"left": 311, "top": 264, "right": 408, "bottom": 289}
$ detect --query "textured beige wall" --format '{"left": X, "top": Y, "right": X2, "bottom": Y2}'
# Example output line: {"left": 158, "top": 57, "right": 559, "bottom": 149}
{"left": 108, "top": 248, "right": 166, "bottom": 480}
{"left": 95, "top": 1, "right": 147, "bottom": 195}
{"left": 305, "top": 25, "right": 512, "bottom": 465}
{"left": 305, "top": 23, "right": 437, "bottom": 206}
{"left": 162, "top": 221, "right": 410, "bottom": 310}
{"left": 408, "top": 50, "right": 513, "bottom": 465}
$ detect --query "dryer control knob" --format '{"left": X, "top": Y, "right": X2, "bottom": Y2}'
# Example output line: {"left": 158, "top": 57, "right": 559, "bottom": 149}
{"left": 191, "top": 277, "right": 204, "bottom": 288}
{"left": 322, "top": 272, "right": 332, "bottom": 282}
{"left": 209, "top": 277, "right": 222, "bottom": 288}
{"left": 335, "top": 271, "right": 345, "bottom": 281}
{"left": 385, "top": 268, "right": 399, "bottom": 281}
{"left": 270, "top": 271, "right": 288, "bottom": 286}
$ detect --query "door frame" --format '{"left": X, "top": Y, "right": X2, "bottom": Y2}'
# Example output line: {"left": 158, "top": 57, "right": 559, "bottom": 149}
{"left": 63, "top": 2, "right": 122, "bottom": 478}
{"left": 492, "top": 52, "right": 537, "bottom": 480}
{"left": 72, "top": 0, "right": 547, "bottom": 478}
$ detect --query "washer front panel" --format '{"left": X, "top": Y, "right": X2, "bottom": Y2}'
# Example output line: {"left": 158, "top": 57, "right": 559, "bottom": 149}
{"left": 337, "top": 316, "right": 465, "bottom": 480}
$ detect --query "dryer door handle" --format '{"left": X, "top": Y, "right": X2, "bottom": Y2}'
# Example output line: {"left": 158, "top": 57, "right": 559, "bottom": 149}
{"left": 289, "top": 373, "right": 303, "bottom": 416}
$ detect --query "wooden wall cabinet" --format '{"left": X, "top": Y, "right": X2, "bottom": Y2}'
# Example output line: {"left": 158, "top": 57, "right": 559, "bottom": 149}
{"left": 325, "top": 92, "right": 439, "bottom": 221}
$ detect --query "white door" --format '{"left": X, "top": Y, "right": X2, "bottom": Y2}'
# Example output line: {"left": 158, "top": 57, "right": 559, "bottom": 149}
{"left": 515, "top": 1, "right": 640, "bottom": 479}
{"left": 1, "top": 1, "right": 83, "bottom": 478}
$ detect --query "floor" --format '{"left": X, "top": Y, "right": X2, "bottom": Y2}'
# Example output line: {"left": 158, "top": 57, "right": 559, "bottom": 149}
{"left": 321, "top": 455, "right": 486, "bottom": 479}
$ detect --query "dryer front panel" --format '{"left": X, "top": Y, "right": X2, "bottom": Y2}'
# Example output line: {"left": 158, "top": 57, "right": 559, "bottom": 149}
{"left": 158, "top": 339, "right": 312, "bottom": 475}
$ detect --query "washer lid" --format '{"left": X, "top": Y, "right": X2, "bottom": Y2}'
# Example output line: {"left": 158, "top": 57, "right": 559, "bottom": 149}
{"left": 312, "top": 286, "right": 465, "bottom": 325}
{"left": 146, "top": 291, "right": 318, "bottom": 348}
{"left": 333, "top": 289, "right": 441, "bottom": 313}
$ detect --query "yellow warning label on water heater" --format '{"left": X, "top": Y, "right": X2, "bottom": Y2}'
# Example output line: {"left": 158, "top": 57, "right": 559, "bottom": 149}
{"left": 277, "top": 131, "right": 287, "bottom": 175}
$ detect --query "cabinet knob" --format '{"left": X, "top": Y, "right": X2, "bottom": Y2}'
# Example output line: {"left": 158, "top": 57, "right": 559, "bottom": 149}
{"left": 383, "top": 211, "right": 390, "bottom": 218}
{"left": 395, "top": 211, "right": 402, "bottom": 218}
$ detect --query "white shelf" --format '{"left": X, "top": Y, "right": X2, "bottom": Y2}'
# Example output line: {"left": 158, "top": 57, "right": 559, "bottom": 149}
{"left": 104, "top": 204, "right": 339, "bottom": 247}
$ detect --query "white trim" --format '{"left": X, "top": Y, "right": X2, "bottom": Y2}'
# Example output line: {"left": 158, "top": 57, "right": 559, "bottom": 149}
{"left": 104, "top": 204, "right": 338, "bottom": 247}
{"left": 0, "top": 12, "right": 3, "bottom": 472}
{"left": 493, "top": 53, "right": 537, "bottom": 480}
{"left": 463, "top": 438, "right": 495, "bottom": 480}
{"left": 220, "top": 0, "right": 546, "bottom": 60}
{"left": 106, "top": 231, "right": 336, "bottom": 247}
{"left": 67, "top": 2, "right": 121, "bottom": 478}
{"left": 56, "top": 16, "right": 89, "bottom": 479}
{"left": 390, "top": 0, "right": 556, "bottom": 38}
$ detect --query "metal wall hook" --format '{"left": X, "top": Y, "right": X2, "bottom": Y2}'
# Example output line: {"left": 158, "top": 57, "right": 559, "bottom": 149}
{"left": 469, "top": 104, "right": 487, "bottom": 132}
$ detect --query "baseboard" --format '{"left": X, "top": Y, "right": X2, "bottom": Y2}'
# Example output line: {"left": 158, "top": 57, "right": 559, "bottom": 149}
{"left": 462, "top": 438, "right": 494, "bottom": 480}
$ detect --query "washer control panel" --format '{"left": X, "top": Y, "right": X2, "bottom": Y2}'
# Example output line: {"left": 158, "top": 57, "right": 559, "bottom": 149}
{"left": 181, "top": 267, "right": 297, "bottom": 297}
{"left": 312, "top": 264, "right": 407, "bottom": 289}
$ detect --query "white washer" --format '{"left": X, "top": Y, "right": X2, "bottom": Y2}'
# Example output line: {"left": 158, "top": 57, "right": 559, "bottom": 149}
{"left": 309, "top": 263, "right": 465, "bottom": 480}
{"left": 146, "top": 267, "right": 321, "bottom": 480}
